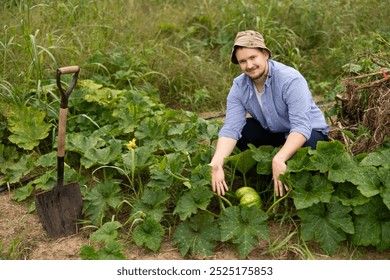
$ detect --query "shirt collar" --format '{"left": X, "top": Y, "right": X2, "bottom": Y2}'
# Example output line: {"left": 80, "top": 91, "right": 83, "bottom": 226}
{"left": 264, "top": 60, "right": 273, "bottom": 87}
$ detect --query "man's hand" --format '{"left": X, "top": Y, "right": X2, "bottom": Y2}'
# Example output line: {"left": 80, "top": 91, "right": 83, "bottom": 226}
{"left": 272, "top": 157, "right": 289, "bottom": 196}
{"left": 210, "top": 164, "right": 229, "bottom": 196}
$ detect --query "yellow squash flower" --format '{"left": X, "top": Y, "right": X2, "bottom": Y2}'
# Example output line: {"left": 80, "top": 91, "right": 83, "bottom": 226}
{"left": 126, "top": 138, "right": 137, "bottom": 150}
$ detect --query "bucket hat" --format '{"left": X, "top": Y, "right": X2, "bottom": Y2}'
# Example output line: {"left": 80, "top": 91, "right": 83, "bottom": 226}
{"left": 231, "top": 30, "right": 272, "bottom": 64}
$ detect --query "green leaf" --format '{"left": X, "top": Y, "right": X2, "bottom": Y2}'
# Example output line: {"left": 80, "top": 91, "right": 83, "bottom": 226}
{"left": 219, "top": 206, "right": 269, "bottom": 258}
{"left": 173, "top": 213, "right": 220, "bottom": 257}
{"left": 131, "top": 188, "right": 170, "bottom": 222}
{"left": 377, "top": 221, "right": 390, "bottom": 251}
{"left": 132, "top": 219, "right": 164, "bottom": 252}
{"left": 379, "top": 167, "right": 390, "bottom": 210}
{"left": 90, "top": 221, "right": 122, "bottom": 243}
{"left": 12, "top": 183, "right": 33, "bottom": 202}
{"left": 66, "top": 132, "right": 103, "bottom": 153}
{"left": 120, "top": 145, "right": 155, "bottom": 173}
{"left": 80, "top": 245, "right": 99, "bottom": 260}
{"left": 97, "top": 240, "right": 126, "bottom": 260}
{"left": 173, "top": 186, "right": 213, "bottom": 221}
{"left": 348, "top": 166, "right": 381, "bottom": 198}
{"left": 0, "top": 144, "right": 19, "bottom": 175}
{"left": 310, "top": 141, "right": 356, "bottom": 183}
{"left": 289, "top": 171, "right": 334, "bottom": 209}
{"left": 249, "top": 144, "right": 276, "bottom": 175}
{"left": 333, "top": 182, "right": 370, "bottom": 207}
{"left": 225, "top": 149, "right": 257, "bottom": 175}
{"left": 79, "top": 79, "right": 104, "bottom": 91}
{"left": 286, "top": 147, "right": 312, "bottom": 172}
{"left": 350, "top": 196, "right": 390, "bottom": 248}
{"left": 83, "top": 179, "right": 123, "bottom": 226}
{"left": 188, "top": 164, "right": 211, "bottom": 189}
{"left": 35, "top": 151, "right": 57, "bottom": 167}
{"left": 360, "top": 147, "right": 389, "bottom": 168}
{"left": 159, "top": 138, "right": 199, "bottom": 154}
{"left": 135, "top": 117, "right": 168, "bottom": 144}
{"left": 3, "top": 154, "right": 34, "bottom": 184}
{"left": 298, "top": 197, "right": 354, "bottom": 255}
{"left": 147, "top": 156, "right": 175, "bottom": 189}
{"left": 6, "top": 105, "right": 51, "bottom": 150}
{"left": 80, "top": 139, "right": 123, "bottom": 168}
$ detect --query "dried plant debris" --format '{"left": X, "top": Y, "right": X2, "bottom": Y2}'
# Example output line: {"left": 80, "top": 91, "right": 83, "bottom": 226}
{"left": 332, "top": 53, "right": 390, "bottom": 155}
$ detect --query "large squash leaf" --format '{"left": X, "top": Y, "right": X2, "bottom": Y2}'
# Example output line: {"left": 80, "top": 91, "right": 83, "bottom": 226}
{"left": 310, "top": 141, "right": 356, "bottom": 183}
{"left": 360, "top": 147, "right": 389, "bottom": 168}
{"left": 173, "top": 213, "right": 220, "bottom": 257}
{"left": 298, "top": 197, "right": 354, "bottom": 255}
{"left": 350, "top": 195, "right": 390, "bottom": 250}
{"left": 348, "top": 165, "right": 381, "bottom": 198}
{"left": 80, "top": 139, "right": 122, "bottom": 168}
{"left": 173, "top": 185, "right": 213, "bottom": 221}
{"left": 83, "top": 179, "right": 123, "bottom": 226}
{"left": 225, "top": 148, "right": 257, "bottom": 175}
{"left": 131, "top": 188, "right": 170, "bottom": 222}
{"left": 219, "top": 206, "right": 269, "bottom": 258}
{"left": 249, "top": 145, "right": 277, "bottom": 175}
{"left": 288, "top": 171, "right": 334, "bottom": 209}
{"left": 6, "top": 105, "right": 51, "bottom": 150}
{"left": 132, "top": 219, "right": 164, "bottom": 252}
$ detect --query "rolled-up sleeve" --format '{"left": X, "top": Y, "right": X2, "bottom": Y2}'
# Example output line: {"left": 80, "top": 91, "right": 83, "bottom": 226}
{"left": 283, "top": 78, "right": 312, "bottom": 140}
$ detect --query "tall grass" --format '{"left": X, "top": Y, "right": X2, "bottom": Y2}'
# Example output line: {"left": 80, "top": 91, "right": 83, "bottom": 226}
{"left": 0, "top": 0, "right": 389, "bottom": 110}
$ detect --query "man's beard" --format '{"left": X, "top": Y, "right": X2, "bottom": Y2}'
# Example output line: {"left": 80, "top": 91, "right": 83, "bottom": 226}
{"left": 247, "top": 63, "right": 268, "bottom": 81}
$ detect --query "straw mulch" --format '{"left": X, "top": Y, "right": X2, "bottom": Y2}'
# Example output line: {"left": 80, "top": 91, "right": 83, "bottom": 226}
{"left": 330, "top": 57, "right": 390, "bottom": 155}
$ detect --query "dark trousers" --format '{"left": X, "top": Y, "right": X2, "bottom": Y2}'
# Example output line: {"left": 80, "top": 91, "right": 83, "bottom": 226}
{"left": 236, "top": 118, "right": 328, "bottom": 150}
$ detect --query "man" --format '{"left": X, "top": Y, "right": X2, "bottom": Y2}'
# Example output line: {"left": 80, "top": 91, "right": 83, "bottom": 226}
{"left": 209, "top": 30, "right": 329, "bottom": 197}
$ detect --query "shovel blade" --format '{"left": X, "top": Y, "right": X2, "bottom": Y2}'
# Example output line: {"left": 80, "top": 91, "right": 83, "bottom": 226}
{"left": 35, "top": 182, "right": 83, "bottom": 238}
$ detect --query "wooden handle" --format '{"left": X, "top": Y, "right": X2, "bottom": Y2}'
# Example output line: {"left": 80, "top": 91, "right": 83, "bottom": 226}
{"left": 58, "top": 66, "right": 80, "bottom": 74}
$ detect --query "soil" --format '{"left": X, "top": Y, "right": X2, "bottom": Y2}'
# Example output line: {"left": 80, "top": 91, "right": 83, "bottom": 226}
{"left": 1, "top": 190, "right": 389, "bottom": 260}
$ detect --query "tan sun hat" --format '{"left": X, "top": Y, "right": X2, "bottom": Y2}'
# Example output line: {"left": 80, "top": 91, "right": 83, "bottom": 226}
{"left": 231, "top": 30, "right": 272, "bottom": 64}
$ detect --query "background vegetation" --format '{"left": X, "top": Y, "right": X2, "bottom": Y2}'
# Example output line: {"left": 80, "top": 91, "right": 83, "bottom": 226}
{"left": 1, "top": 0, "right": 389, "bottom": 110}
{"left": 1, "top": 0, "right": 389, "bottom": 260}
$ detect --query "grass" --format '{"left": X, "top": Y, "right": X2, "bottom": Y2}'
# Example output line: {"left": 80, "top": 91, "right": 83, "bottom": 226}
{"left": 1, "top": 0, "right": 388, "bottom": 111}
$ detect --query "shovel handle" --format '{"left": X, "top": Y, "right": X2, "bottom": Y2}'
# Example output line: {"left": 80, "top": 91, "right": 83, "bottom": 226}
{"left": 56, "top": 65, "right": 80, "bottom": 108}
{"left": 56, "top": 66, "right": 80, "bottom": 188}
{"left": 58, "top": 65, "right": 80, "bottom": 74}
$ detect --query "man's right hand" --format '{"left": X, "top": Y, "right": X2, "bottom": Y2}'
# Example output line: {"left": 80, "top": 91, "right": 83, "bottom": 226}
{"left": 210, "top": 164, "right": 229, "bottom": 196}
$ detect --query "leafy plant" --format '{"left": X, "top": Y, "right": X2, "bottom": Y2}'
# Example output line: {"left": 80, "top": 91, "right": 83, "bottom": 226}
{"left": 132, "top": 218, "right": 165, "bottom": 252}
{"left": 4, "top": 104, "right": 51, "bottom": 150}
{"left": 219, "top": 206, "right": 269, "bottom": 258}
{"left": 173, "top": 213, "right": 220, "bottom": 257}
{"left": 83, "top": 179, "right": 123, "bottom": 226}
{"left": 80, "top": 221, "right": 125, "bottom": 260}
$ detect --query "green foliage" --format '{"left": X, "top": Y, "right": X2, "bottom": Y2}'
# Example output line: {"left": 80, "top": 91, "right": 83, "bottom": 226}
{"left": 173, "top": 213, "right": 220, "bottom": 257}
{"left": 219, "top": 206, "right": 269, "bottom": 258}
{"left": 350, "top": 196, "right": 390, "bottom": 251}
{"left": 284, "top": 171, "right": 334, "bottom": 210}
{"left": 80, "top": 221, "right": 126, "bottom": 260}
{"left": 173, "top": 186, "right": 214, "bottom": 221}
{"left": 298, "top": 197, "right": 354, "bottom": 256}
{"left": 132, "top": 219, "right": 165, "bottom": 252}
{"left": 130, "top": 188, "right": 170, "bottom": 222}
{"left": 4, "top": 105, "right": 51, "bottom": 150}
{"left": 83, "top": 180, "right": 123, "bottom": 226}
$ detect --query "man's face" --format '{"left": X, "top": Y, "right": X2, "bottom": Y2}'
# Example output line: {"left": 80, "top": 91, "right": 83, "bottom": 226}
{"left": 235, "top": 48, "right": 269, "bottom": 81}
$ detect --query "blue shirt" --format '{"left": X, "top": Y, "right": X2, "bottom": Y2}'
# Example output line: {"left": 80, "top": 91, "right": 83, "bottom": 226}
{"left": 219, "top": 60, "right": 329, "bottom": 140}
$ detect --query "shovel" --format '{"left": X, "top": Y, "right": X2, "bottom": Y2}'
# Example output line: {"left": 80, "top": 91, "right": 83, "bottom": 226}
{"left": 35, "top": 66, "right": 83, "bottom": 238}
